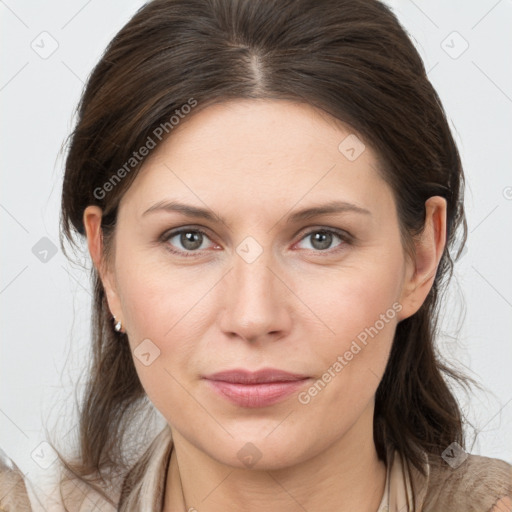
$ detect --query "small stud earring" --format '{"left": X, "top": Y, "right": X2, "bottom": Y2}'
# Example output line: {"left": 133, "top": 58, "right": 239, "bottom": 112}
{"left": 113, "top": 315, "right": 123, "bottom": 333}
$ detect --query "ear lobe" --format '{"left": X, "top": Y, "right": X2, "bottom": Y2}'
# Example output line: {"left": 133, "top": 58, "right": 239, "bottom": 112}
{"left": 83, "top": 205, "right": 121, "bottom": 315}
{"left": 397, "top": 196, "right": 447, "bottom": 321}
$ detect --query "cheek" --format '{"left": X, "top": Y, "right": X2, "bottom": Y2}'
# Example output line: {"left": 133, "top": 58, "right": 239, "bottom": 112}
{"left": 320, "top": 285, "right": 398, "bottom": 384}
{"left": 116, "top": 248, "right": 213, "bottom": 338}
{"left": 114, "top": 263, "right": 210, "bottom": 413}
{"left": 298, "top": 251, "right": 404, "bottom": 346}
{"left": 294, "top": 251, "right": 404, "bottom": 405}
{"left": 115, "top": 257, "right": 221, "bottom": 400}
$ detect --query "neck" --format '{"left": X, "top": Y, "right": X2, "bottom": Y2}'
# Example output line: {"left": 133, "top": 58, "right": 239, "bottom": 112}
{"left": 163, "top": 403, "right": 386, "bottom": 512}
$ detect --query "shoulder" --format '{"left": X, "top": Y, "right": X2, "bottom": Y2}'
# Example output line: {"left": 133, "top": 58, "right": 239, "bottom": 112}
{"left": 0, "top": 452, "right": 31, "bottom": 511}
{"left": 0, "top": 448, "right": 119, "bottom": 512}
{"left": 422, "top": 452, "right": 512, "bottom": 512}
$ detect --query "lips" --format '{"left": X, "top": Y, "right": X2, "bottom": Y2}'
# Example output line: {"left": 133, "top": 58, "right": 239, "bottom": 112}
{"left": 202, "top": 368, "right": 311, "bottom": 408}
{"left": 203, "top": 368, "right": 309, "bottom": 384}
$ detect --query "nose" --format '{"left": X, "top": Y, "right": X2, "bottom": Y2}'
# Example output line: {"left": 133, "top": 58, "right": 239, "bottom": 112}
{"left": 218, "top": 244, "right": 292, "bottom": 344}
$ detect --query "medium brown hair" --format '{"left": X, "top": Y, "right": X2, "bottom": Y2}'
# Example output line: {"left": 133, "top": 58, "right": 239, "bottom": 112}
{"left": 56, "top": 0, "right": 477, "bottom": 507}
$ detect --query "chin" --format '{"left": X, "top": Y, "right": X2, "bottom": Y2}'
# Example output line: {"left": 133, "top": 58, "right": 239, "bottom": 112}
{"left": 203, "top": 432, "right": 312, "bottom": 471}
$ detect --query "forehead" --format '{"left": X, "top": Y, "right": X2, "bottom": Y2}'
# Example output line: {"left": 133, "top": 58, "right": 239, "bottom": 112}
{"left": 145, "top": 99, "right": 367, "bottom": 165}
{"left": 118, "top": 99, "right": 392, "bottom": 221}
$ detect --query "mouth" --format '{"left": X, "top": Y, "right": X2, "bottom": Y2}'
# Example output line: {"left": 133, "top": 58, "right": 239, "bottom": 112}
{"left": 202, "top": 368, "right": 311, "bottom": 408}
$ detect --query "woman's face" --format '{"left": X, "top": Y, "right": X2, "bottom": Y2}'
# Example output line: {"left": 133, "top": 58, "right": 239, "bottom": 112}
{"left": 91, "top": 99, "right": 436, "bottom": 470}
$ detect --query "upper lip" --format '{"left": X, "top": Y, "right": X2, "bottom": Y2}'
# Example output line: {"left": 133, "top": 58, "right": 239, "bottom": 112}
{"left": 203, "top": 368, "right": 309, "bottom": 384}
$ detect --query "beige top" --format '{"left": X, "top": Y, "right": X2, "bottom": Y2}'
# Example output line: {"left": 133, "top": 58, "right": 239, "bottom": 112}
{"left": 1, "top": 424, "right": 511, "bottom": 511}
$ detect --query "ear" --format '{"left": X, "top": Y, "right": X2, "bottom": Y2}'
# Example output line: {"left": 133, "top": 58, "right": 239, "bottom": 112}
{"left": 397, "top": 196, "right": 447, "bottom": 321}
{"left": 83, "top": 205, "right": 122, "bottom": 321}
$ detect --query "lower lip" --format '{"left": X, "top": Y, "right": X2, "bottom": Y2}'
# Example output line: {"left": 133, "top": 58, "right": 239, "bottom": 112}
{"left": 204, "top": 379, "right": 310, "bottom": 408}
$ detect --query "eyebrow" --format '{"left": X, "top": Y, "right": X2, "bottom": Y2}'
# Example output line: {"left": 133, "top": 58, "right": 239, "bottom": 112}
{"left": 142, "top": 199, "right": 371, "bottom": 224}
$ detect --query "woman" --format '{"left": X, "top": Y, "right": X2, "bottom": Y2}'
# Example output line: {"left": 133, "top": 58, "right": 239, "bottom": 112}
{"left": 1, "top": 0, "right": 510, "bottom": 510}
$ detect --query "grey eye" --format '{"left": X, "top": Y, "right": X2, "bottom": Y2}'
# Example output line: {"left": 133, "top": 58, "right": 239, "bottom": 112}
{"left": 167, "top": 230, "right": 211, "bottom": 252}
{"left": 297, "top": 230, "right": 344, "bottom": 251}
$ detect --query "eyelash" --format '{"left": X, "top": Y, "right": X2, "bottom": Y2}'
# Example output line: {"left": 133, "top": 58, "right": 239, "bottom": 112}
{"left": 159, "top": 226, "right": 352, "bottom": 258}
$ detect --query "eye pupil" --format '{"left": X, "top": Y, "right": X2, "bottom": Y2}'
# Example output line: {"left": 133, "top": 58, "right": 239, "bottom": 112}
{"left": 181, "top": 231, "right": 203, "bottom": 250}
{"left": 311, "top": 231, "right": 332, "bottom": 250}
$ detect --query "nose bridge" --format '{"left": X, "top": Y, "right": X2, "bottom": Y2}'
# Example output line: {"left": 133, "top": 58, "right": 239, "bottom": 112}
{"left": 234, "top": 248, "right": 274, "bottom": 300}
{"left": 219, "top": 239, "right": 290, "bottom": 341}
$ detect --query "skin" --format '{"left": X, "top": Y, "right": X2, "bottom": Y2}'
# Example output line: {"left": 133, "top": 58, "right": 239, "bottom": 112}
{"left": 84, "top": 99, "right": 446, "bottom": 512}
{"left": 491, "top": 496, "right": 512, "bottom": 512}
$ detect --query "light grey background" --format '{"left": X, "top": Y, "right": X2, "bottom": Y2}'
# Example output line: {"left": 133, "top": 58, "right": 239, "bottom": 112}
{"left": 1, "top": 0, "right": 511, "bottom": 487}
